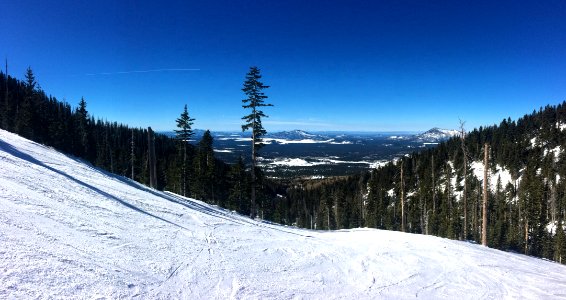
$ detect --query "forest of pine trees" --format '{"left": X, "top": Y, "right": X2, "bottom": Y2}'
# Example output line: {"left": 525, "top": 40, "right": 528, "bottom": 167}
{"left": 0, "top": 68, "right": 280, "bottom": 217}
{"left": 1, "top": 67, "right": 566, "bottom": 264}
{"left": 279, "top": 104, "right": 566, "bottom": 264}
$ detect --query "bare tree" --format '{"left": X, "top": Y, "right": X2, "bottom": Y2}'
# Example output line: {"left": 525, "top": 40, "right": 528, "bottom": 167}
{"left": 3, "top": 58, "right": 8, "bottom": 129}
{"left": 400, "top": 160, "right": 406, "bottom": 232}
{"left": 459, "top": 119, "right": 469, "bottom": 239}
{"left": 482, "top": 143, "right": 489, "bottom": 246}
{"left": 148, "top": 127, "right": 157, "bottom": 189}
{"left": 131, "top": 129, "right": 135, "bottom": 180}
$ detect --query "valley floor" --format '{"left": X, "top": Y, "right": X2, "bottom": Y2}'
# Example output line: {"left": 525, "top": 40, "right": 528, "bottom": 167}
{"left": 1, "top": 129, "right": 566, "bottom": 299}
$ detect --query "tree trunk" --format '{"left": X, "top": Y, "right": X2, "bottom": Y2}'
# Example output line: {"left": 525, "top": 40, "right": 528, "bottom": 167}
{"left": 183, "top": 142, "right": 187, "bottom": 197}
{"left": 3, "top": 58, "right": 8, "bottom": 128}
{"left": 131, "top": 130, "right": 135, "bottom": 180}
{"left": 432, "top": 155, "right": 436, "bottom": 212}
{"left": 459, "top": 120, "right": 468, "bottom": 240}
{"left": 524, "top": 220, "right": 529, "bottom": 254}
{"left": 148, "top": 127, "right": 157, "bottom": 189}
{"left": 400, "top": 160, "right": 405, "bottom": 232}
{"left": 250, "top": 108, "right": 256, "bottom": 219}
{"left": 482, "top": 143, "right": 489, "bottom": 246}
{"left": 462, "top": 152, "right": 468, "bottom": 240}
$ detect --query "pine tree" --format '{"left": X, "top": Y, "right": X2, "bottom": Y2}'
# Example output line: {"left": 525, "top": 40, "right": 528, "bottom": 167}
{"left": 555, "top": 220, "right": 566, "bottom": 264}
{"left": 174, "top": 104, "right": 195, "bottom": 197}
{"left": 75, "top": 97, "right": 89, "bottom": 157}
{"left": 15, "top": 67, "right": 36, "bottom": 138}
{"left": 228, "top": 156, "right": 248, "bottom": 213}
{"left": 193, "top": 130, "right": 215, "bottom": 201}
{"left": 1, "top": 59, "right": 9, "bottom": 130}
{"left": 241, "top": 66, "right": 272, "bottom": 219}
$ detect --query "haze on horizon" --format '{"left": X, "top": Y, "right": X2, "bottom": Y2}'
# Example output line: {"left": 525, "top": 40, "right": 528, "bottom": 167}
{"left": 2, "top": 1, "right": 565, "bottom": 132}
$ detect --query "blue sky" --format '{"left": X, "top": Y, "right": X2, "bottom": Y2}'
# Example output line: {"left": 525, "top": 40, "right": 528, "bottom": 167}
{"left": 2, "top": 0, "right": 566, "bottom": 132}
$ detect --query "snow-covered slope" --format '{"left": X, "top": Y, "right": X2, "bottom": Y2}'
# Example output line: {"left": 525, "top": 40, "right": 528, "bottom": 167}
{"left": 1, "top": 129, "right": 566, "bottom": 299}
{"left": 414, "top": 127, "right": 459, "bottom": 142}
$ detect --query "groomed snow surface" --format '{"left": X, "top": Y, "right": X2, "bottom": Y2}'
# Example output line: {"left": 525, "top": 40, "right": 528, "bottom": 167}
{"left": 2, "top": 129, "right": 566, "bottom": 299}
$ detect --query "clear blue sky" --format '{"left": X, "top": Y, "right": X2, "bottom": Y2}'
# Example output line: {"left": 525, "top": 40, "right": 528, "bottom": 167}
{"left": 2, "top": 0, "right": 566, "bottom": 132}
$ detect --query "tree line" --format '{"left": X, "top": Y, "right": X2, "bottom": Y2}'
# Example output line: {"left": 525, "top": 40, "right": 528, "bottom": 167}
{"left": 0, "top": 65, "right": 275, "bottom": 218}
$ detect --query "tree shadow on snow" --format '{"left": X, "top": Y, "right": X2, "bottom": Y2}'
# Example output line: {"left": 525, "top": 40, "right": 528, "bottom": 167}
{"left": 0, "top": 139, "right": 189, "bottom": 231}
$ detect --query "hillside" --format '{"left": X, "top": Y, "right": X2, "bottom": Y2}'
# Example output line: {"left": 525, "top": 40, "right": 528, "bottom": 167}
{"left": 2, "top": 129, "right": 566, "bottom": 298}
{"left": 280, "top": 103, "right": 566, "bottom": 264}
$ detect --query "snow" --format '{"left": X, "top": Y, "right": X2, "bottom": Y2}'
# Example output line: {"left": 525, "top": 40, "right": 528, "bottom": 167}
{"left": 388, "top": 135, "right": 405, "bottom": 140}
{"left": 2, "top": 129, "right": 566, "bottom": 299}
{"left": 416, "top": 128, "right": 459, "bottom": 140}
{"left": 213, "top": 149, "right": 233, "bottom": 153}
{"left": 370, "top": 160, "right": 390, "bottom": 169}
{"left": 544, "top": 145, "right": 562, "bottom": 161}
{"left": 264, "top": 138, "right": 353, "bottom": 145}
{"left": 268, "top": 157, "right": 389, "bottom": 169}
{"left": 218, "top": 137, "right": 352, "bottom": 145}
{"left": 269, "top": 158, "right": 326, "bottom": 167}
{"left": 470, "top": 161, "right": 514, "bottom": 192}
{"left": 530, "top": 137, "right": 538, "bottom": 147}
{"left": 547, "top": 221, "right": 566, "bottom": 235}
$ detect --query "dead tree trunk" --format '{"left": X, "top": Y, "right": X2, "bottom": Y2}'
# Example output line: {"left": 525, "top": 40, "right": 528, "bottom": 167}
{"left": 131, "top": 130, "right": 135, "bottom": 180}
{"left": 482, "top": 143, "right": 489, "bottom": 246}
{"left": 524, "top": 219, "right": 529, "bottom": 254}
{"left": 459, "top": 120, "right": 468, "bottom": 240}
{"left": 3, "top": 58, "right": 8, "bottom": 129}
{"left": 250, "top": 109, "right": 257, "bottom": 219}
{"left": 432, "top": 154, "right": 436, "bottom": 213}
{"left": 148, "top": 127, "right": 157, "bottom": 189}
{"left": 400, "top": 160, "right": 405, "bottom": 232}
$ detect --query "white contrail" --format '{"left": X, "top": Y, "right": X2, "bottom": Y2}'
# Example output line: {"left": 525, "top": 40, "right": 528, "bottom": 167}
{"left": 83, "top": 68, "right": 200, "bottom": 76}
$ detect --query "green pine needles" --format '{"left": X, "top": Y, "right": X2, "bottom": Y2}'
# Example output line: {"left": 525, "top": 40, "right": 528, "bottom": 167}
{"left": 241, "top": 66, "right": 273, "bottom": 218}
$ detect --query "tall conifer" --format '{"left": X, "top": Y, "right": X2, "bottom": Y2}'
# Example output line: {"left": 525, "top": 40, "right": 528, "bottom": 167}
{"left": 241, "top": 66, "right": 272, "bottom": 219}
{"left": 174, "top": 104, "right": 195, "bottom": 197}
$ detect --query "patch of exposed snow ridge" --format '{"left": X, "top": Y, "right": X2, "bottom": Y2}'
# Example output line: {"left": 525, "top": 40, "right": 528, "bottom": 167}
{"left": 470, "top": 161, "right": 514, "bottom": 192}
{"left": 1, "top": 128, "right": 566, "bottom": 299}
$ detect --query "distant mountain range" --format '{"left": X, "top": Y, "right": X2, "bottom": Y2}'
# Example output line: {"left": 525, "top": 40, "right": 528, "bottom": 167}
{"left": 267, "top": 130, "right": 329, "bottom": 141}
{"left": 163, "top": 128, "right": 458, "bottom": 144}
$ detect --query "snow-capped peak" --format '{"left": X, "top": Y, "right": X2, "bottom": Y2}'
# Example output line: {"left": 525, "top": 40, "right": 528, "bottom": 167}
{"left": 415, "top": 127, "right": 459, "bottom": 141}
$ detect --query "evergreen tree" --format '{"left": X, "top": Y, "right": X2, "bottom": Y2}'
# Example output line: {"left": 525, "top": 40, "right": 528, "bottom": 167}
{"left": 228, "top": 156, "right": 249, "bottom": 213}
{"left": 555, "top": 220, "right": 566, "bottom": 264}
{"left": 174, "top": 104, "right": 195, "bottom": 197}
{"left": 1, "top": 59, "right": 9, "bottom": 130}
{"left": 241, "top": 66, "right": 272, "bottom": 219}
{"left": 15, "top": 67, "right": 36, "bottom": 138}
{"left": 193, "top": 130, "right": 215, "bottom": 201}
{"left": 75, "top": 97, "right": 89, "bottom": 157}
